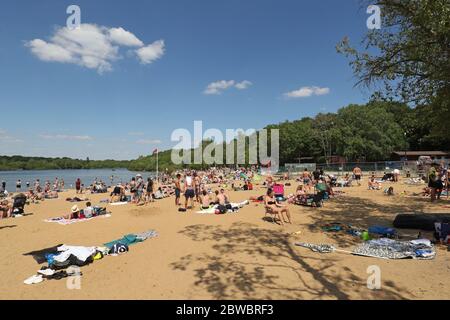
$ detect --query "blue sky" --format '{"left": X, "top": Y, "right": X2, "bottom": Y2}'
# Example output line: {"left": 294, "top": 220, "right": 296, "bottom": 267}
{"left": 0, "top": 0, "right": 373, "bottom": 160}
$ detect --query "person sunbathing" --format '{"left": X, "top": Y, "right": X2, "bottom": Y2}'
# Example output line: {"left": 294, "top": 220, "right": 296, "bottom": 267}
{"left": 45, "top": 191, "right": 59, "bottom": 199}
{"left": 0, "top": 200, "right": 11, "bottom": 219}
{"left": 64, "top": 205, "right": 81, "bottom": 220}
{"left": 264, "top": 188, "right": 292, "bottom": 226}
{"left": 368, "top": 177, "right": 381, "bottom": 190}
{"left": 153, "top": 187, "right": 164, "bottom": 199}
{"left": 295, "top": 185, "right": 308, "bottom": 202}
{"left": 81, "top": 202, "right": 94, "bottom": 218}
{"left": 110, "top": 184, "right": 125, "bottom": 203}
{"left": 66, "top": 196, "right": 89, "bottom": 202}
{"left": 249, "top": 195, "right": 264, "bottom": 202}
{"left": 217, "top": 189, "right": 230, "bottom": 206}
{"left": 200, "top": 190, "right": 210, "bottom": 210}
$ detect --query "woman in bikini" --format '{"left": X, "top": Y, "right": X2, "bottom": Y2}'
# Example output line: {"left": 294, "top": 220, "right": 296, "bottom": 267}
{"left": 302, "top": 169, "right": 312, "bottom": 192}
{"left": 264, "top": 188, "right": 292, "bottom": 226}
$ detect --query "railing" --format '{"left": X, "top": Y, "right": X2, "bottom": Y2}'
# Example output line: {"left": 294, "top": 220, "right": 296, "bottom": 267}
{"left": 281, "top": 159, "right": 449, "bottom": 175}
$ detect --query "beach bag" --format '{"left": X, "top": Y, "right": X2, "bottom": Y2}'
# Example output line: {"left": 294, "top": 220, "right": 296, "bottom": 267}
{"left": 273, "top": 184, "right": 284, "bottom": 196}
{"left": 217, "top": 205, "right": 227, "bottom": 214}
{"left": 368, "top": 226, "right": 397, "bottom": 237}
{"left": 394, "top": 213, "right": 450, "bottom": 231}
{"left": 109, "top": 243, "right": 129, "bottom": 255}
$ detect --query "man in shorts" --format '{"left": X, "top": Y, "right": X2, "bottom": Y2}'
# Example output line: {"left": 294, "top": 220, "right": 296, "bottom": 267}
{"left": 353, "top": 166, "right": 362, "bottom": 186}
{"left": 184, "top": 172, "right": 195, "bottom": 210}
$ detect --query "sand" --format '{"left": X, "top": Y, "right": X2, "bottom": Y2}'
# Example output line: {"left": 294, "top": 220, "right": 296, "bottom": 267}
{"left": 1, "top": 179, "right": 450, "bottom": 300}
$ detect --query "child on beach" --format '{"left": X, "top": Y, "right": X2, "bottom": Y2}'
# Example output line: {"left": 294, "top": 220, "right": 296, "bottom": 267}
{"left": 145, "top": 178, "right": 154, "bottom": 204}
{"left": 83, "top": 202, "right": 94, "bottom": 218}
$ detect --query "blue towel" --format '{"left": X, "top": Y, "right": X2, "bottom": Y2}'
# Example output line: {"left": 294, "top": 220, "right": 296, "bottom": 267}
{"left": 368, "top": 226, "right": 396, "bottom": 236}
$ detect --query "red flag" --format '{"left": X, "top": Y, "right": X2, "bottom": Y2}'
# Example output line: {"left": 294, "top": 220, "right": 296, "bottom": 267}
{"left": 152, "top": 148, "right": 158, "bottom": 155}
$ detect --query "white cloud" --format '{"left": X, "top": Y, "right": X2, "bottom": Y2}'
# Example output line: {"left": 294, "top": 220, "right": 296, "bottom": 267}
{"left": 40, "top": 134, "right": 93, "bottom": 141}
{"left": 109, "top": 27, "right": 144, "bottom": 47}
{"left": 0, "top": 129, "right": 23, "bottom": 143}
{"left": 204, "top": 80, "right": 235, "bottom": 95}
{"left": 136, "top": 139, "right": 162, "bottom": 145}
{"left": 135, "top": 40, "right": 165, "bottom": 64}
{"left": 204, "top": 80, "right": 253, "bottom": 95}
{"left": 235, "top": 80, "right": 253, "bottom": 90}
{"left": 284, "top": 86, "right": 330, "bottom": 98}
{"left": 26, "top": 24, "right": 164, "bottom": 73}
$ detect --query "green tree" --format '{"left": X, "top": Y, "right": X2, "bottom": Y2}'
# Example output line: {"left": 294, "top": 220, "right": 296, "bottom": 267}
{"left": 334, "top": 104, "right": 408, "bottom": 161}
{"left": 337, "top": 0, "right": 450, "bottom": 138}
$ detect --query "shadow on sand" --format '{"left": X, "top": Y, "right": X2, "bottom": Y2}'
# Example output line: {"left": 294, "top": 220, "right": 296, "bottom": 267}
{"left": 171, "top": 219, "right": 410, "bottom": 300}
{"left": 0, "top": 225, "right": 17, "bottom": 230}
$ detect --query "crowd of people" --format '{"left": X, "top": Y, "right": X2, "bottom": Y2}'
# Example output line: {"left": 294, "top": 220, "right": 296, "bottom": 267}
{"left": 1, "top": 162, "right": 448, "bottom": 221}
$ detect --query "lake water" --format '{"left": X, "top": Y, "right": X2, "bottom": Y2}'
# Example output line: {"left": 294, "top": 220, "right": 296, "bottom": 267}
{"left": 0, "top": 169, "right": 155, "bottom": 191}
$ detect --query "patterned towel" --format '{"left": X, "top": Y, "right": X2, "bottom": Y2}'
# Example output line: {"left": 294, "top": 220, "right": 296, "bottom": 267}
{"left": 295, "top": 242, "right": 335, "bottom": 253}
{"left": 44, "top": 214, "right": 111, "bottom": 225}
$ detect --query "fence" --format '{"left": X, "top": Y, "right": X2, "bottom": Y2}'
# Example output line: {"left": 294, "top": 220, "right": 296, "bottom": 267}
{"left": 281, "top": 159, "right": 449, "bottom": 176}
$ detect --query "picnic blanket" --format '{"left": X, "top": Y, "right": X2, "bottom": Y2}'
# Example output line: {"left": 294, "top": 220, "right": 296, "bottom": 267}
{"left": 352, "top": 238, "right": 435, "bottom": 260}
{"left": 45, "top": 214, "right": 111, "bottom": 225}
{"left": 295, "top": 238, "right": 435, "bottom": 260}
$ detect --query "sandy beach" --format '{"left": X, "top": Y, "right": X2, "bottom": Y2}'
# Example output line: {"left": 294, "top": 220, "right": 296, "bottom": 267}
{"left": 1, "top": 179, "right": 449, "bottom": 300}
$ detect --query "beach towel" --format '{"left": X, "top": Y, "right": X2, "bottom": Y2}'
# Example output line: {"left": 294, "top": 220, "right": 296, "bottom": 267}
{"left": 109, "top": 201, "right": 128, "bottom": 206}
{"left": 44, "top": 214, "right": 111, "bottom": 225}
{"left": 196, "top": 206, "right": 218, "bottom": 214}
{"left": 104, "top": 230, "right": 158, "bottom": 249}
{"left": 352, "top": 238, "right": 436, "bottom": 260}
{"left": 135, "top": 230, "right": 159, "bottom": 241}
{"left": 54, "top": 245, "right": 96, "bottom": 264}
{"left": 295, "top": 242, "right": 335, "bottom": 253}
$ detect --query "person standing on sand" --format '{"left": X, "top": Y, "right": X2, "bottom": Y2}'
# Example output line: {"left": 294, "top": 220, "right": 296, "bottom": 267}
{"left": 174, "top": 174, "right": 181, "bottom": 206}
{"left": 145, "top": 177, "right": 154, "bottom": 204}
{"left": 75, "top": 178, "right": 81, "bottom": 194}
{"left": 428, "top": 163, "right": 439, "bottom": 202}
{"left": 130, "top": 177, "right": 137, "bottom": 202}
{"left": 353, "top": 166, "right": 362, "bottom": 186}
{"left": 393, "top": 168, "right": 400, "bottom": 182}
{"left": 194, "top": 172, "right": 201, "bottom": 203}
{"left": 34, "top": 179, "right": 40, "bottom": 193}
{"left": 184, "top": 172, "right": 195, "bottom": 210}
{"left": 135, "top": 174, "right": 144, "bottom": 203}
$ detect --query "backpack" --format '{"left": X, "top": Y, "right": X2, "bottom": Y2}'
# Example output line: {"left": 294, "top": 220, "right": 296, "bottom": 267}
{"left": 217, "top": 205, "right": 227, "bottom": 214}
